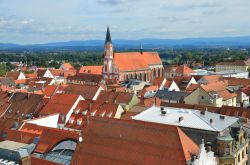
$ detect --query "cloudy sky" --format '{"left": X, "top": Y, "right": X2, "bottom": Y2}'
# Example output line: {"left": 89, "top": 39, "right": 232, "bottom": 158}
{"left": 0, "top": 0, "right": 249, "bottom": 44}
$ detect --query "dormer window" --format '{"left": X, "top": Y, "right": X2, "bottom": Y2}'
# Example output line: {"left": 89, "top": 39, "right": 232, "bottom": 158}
{"left": 61, "top": 116, "right": 65, "bottom": 122}
{"left": 108, "top": 112, "right": 113, "bottom": 118}
{"left": 77, "top": 119, "right": 82, "bottom": 126}
{"left": 82, "top": 110, "right": 88, "bottom": 115}
{"left": 99, "top": 111, "right": 105, "bottom": 117}
{"left": 91, "top": 110, "right": 97, "bottom": 116}
{"left": 69, "top": 118, "right": 74, "bottom": 124}
{"left": 74, "top": 108, "right": 80, "bottom": 114}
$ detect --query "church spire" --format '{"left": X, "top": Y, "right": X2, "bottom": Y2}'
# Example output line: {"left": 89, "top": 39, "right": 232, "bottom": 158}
{"left": 105, "top": 26, "right": 112, "bottom": 44}
{"left": 140, "top": 43, "right": 143, "bottom": 54}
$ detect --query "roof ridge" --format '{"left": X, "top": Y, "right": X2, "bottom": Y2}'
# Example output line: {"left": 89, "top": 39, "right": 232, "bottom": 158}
{"left": 192, "top": 110, "right": 218, "bottom": 131}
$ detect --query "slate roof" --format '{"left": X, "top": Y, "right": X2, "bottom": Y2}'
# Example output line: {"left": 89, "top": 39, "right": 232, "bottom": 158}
{"left": 155, "top": 90, "right": 189, "bottom": 101}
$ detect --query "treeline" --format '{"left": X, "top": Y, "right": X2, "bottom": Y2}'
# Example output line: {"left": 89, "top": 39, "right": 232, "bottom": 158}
{"left": 158, "top": 48, "right": 249, "bottom": 66}
{"left": 0, "top": 48, "right": 249, "bottom": 69}
{"left": 0, "top": 51, "right": 103, "bottom": 69}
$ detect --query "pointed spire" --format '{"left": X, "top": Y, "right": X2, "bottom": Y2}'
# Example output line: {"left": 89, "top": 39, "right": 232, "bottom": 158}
{"left": 105, "top": 26, "right": 112, "bottom": 44}
{"left": 140, "top": 43, "right": 143, "bottom": 54}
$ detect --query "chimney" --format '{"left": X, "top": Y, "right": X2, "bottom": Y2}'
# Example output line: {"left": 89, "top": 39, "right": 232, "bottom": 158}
{"left": 210, "top": 119, "right": 213, "bottom": 124}
{"left": 88, "top": 102, "right": 92, "bottom": 110}
{"left": 161, "top": 110, "right": 166, "bottom": 116}
{"left": 220, "top": 115, "right": 225, "bottom": 120}
{"left": 200, "top": 110, "right": 205, "bottom": 115}
{"left": 179, "top": 116, "right": 184, "bottom": 122}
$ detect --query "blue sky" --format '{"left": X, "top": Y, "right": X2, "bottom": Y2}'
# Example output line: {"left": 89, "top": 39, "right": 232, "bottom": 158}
{"left": 0, "top": 0, "right": 249, "bottom": 44}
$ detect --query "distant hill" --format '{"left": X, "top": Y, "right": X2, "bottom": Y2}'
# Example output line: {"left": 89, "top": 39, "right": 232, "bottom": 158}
{"left": 1, "top": 36, "right": 250, "bottom": 51}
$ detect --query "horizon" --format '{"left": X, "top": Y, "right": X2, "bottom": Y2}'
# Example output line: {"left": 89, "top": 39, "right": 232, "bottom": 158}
{"left": 0, "top": 0, "right": 250, "bottom": 44}
{"left": 2, "top": 35, "right": 250, "bottom": 46}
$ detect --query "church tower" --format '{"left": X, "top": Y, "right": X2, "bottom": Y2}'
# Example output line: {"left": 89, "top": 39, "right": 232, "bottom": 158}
{"left": 102, "top": 27, "right": 118, "bottom": 84}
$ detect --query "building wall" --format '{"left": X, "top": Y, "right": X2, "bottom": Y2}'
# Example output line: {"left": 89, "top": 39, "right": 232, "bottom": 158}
{"left": 215, "top": 65, "right": 248, "bottom": 72}
{"left": 168, "top": 81, "right": 180, "bottom": 91}
{"left": 114, "top": 104, "right": 124, "bottom": 119}
{"left": 17, "top": 72, "right": 26, "bottom": 80}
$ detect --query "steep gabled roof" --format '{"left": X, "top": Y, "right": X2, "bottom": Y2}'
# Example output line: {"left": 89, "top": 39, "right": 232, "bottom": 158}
{"left": 200, "top": 75, "right": 222, "bottom": 84}
{"left": 201, "top": 81, "right": 237, "bottom": 100}
{"left": 39, "top": 94, "right": 81, "bottom": 116}
{"left": 5, "top": 71, "right": 20, "bottom": 80}
{"left": 97, "top": 91, "right": 134, "bottom": 105}
{"left": 70, "top": 117, "right": 199, "bottom": 165}
{"left": 79, "top": 66, "right": 103, "bottom": 75}
{"left": 114, "top": 52, "right": 162, "bottom": 72}
{"left": 57, "top": 84, "right": 100, "bottom": 100}
{"left": 175, "top": 65, "right": 194, "bottom": 74}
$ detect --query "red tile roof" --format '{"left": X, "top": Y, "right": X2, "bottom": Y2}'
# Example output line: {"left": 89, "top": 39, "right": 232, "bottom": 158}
{"left": 25, "top": 73, "right": 37, "bottom": 79}
{"left": 65, "top": 100, "right": 120, "bottom": 130}
{"left": 175, "top": 65, "right": 194, "bottom": 74}
{"left": 79, "top": 66, "right": 103, "bottom": 75}
{"left": 0, "top": 91, "right": 11, "bottom": 117}
{"left": 242, "top": 85, "right": 250, "bottom": 96}
{"left": 43, "top": 85, "right": 58, "bottom": 97}
{"left": 97, "top": 91, "right": 134, "bottom": 105}
{"left": 63, "top": 69, "right": 77, "bottom": 78}
{"left": 201, "top": 82, "right": 237, "bottom": 100}
{"left": 200, "top": 75, "right": 222, "bottom": 84}
{"left": 61, "top": 63, "right": 74, "bottom": 70}
{"left": 70, "top": 117, "right": 199, "bottom": 165}
{"left": 152, "top": 77, "right": 165, "bottom": 87}
{"left": 35, "top": 126, "right": 79, "bottom": 153}
{"left": 222, "top": 77, "right": 250, "bottom": 87}
{"left": 217, "top": 60, "right": 247, "bottom": 66}
{"left": 114, "top": 52, "right": 162, "bottom": 72}
{"left": 50, "top": 69, "right": 64, "bottom": 77}
{"left": 5, "top": 71, "right": 20, "bottom": 80}
{"left": 31, "top": 157, "right": 62, "bottom": 165}
{"left": 58, "top": 84, "right": 100, "bottom": 100}
{"left": 39, "top": 94, "right": 81, "bottom": 116}
{"left": 67, "top": 73, "right": 103, "bottom": 84}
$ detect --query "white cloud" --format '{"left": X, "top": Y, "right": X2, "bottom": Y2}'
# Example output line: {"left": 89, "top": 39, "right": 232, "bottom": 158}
{"left": 0, "top": 0, "right": 249, "bottom": 43}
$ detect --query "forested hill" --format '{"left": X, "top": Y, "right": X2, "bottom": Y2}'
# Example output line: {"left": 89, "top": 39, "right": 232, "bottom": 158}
{"left": 1, "top": 36, "right": 250, "bottom": 51}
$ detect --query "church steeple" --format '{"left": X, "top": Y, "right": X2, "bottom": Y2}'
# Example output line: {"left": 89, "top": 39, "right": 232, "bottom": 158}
{"left": 105, "top": 26, "right": 112, "bottom": 44}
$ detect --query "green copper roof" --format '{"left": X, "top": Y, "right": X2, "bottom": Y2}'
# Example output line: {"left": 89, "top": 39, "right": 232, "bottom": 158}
{"left": 217, "top": 136, "right": 233, "bottom": 141}
{"left": 105, "top": 26, "right": 112, "bottom": 44}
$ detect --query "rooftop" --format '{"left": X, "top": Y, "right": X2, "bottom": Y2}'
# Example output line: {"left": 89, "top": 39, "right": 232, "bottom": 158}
{"left": 133, "top": 105, "right": 238, "bottom": 132}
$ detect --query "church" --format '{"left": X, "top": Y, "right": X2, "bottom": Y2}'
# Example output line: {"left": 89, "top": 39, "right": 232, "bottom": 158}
{"left": 102, "top": 27, "right": 164, "bottom": 83}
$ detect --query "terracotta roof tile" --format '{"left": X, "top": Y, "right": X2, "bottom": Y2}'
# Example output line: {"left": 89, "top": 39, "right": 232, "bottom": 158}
{"left": 201, "top": 82, "right": 237, "bottom": 100}
{"left": 43, "top": 85, "right": 58, "bottom": 97}
{"left": 175, "top": 65, "right": 194, "bottom": 74}
{"left": 217, "top": 60, "right": 247, "bottom": 66}
{"left": 5, "top": 71, "right": 20, "bottom": 80}
{"left": 114, "top": 52, "right": 162, "bottom": 72}
{"left": 79, "top": 66, "right": 103, "bottom": 75}
{"left": 70, "top": 117, "right": 198, "bottom": 165}
{"left": 39, "top": 93, "right": 81, "bottom": 116}
{"left": 58, "top": 84, "right": 100, "bottom": 100}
